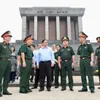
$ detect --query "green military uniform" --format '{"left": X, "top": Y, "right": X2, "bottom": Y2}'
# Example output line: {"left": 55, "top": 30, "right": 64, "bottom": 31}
{"left": 0, "top": 42, "right": 11, "bottom": 93}
{"left": 95, "top": 46, "right": 100, "bottom": 81}
{"left": 54, "top": 51, "right": 62, "bottom": 87}
{"left": 77, "top": 42, "right": 95, "bottom": 91}
{"left": 19, "top": 44, "right": 33, "bottom": 93}
{"left": 58, "top": 46, "right": 75, "bottom": 89}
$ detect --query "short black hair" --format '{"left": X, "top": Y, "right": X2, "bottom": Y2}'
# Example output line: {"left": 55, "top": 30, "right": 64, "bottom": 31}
{"left": 42, "top": 39, "right": 47, "bottom": 43}
{"left": 31, "top": 44, "right": 35, "bottom": 48}
{"left": 56, "top": 44, "right": 61, "bottom": 48}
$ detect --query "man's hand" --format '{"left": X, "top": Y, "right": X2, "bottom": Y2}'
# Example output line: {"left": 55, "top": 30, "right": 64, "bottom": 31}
{"left": 51, "top": 63, "right": 54, "bottom": 67}
{"left": 78, "top": 62, "right": 80, "bottom": 67}
{"left": 23, "top": 62, "right": 26, "bottom": 67}
{"left": 37, "top": 66, "right": 39, "bottom": 69}
{"left": 72, "top": 62, "right": 74, "bottom": 68}
{"left": 90, "top": 61, "right": 94, "bottom": 67}
{"left": 95, "top": 61, "right": 98, "bottom": 66}
{"left": 58, "top": 63, "right": 61, "bottom": 69}
{"left": 17, "top": 61, "right": 21, "bottom": 66}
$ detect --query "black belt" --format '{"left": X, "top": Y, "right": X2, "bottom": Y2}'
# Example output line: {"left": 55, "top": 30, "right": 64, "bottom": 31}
{"left": 40, "top": 60, "right": 51, "bottom": 63}
{"left": 0, "top": 58, "right": 11, "bottom": 60}
{"left": 80, "top": 57, "right": 90, "bottom": 60}
{"left": 61, "top": 59, "right": 72, "bottom": 62}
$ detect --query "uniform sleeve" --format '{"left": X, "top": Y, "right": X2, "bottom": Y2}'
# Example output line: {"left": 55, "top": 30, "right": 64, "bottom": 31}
{"left": 32, "top": 52, "right": 34, "bottom": 57}
{"left": 95, "top": 48, "right": 98, "bottom": 56}
{"left": 88, "top": 44, "right": 94, "bottom": 53}
{"left": 77, "top": 46, "right": 80, "bottom": 55}
{"left": 20, "top": 45, "right": 27, "bottom": 53}
{"left": 58, "top": 49, "right": 61, "bottom": 56}
{"left": 71, "top": 47, "right": 75, "bottom": 56}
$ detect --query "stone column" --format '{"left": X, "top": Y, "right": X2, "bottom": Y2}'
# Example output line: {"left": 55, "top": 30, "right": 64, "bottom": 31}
{"left": 22, "top": 16, "right": 27, "bottom": 39}
{"left": 56, "top": 16, "right": 60, "bottom": 40}
{"left": 34, "top": 16, "right": 38, "bottom": 40}
{"left": 67, "top": 16, "right": 71, "bottom": 40}
{"left": 78, "top": 16, "right": 83, "bottom": 32}
{"left": 75, "top": 19, "right": 79, "bottom": 40}
{"left": 45, "top": 16, "right": 49, "bottom": 40}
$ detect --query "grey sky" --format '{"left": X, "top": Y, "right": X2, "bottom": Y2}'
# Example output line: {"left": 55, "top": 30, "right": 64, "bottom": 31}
{"left": 0, "top": 0, "right": 99, "bottom": 42}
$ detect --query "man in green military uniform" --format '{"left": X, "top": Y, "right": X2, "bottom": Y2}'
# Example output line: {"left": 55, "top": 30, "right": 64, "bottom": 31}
{"left": 95, "top": 37, "right": 100, "bottom": 89}
{"left": 58, "top": 36, "right": 75, "bottom": 91}
{"left": 19, "top": 35, "right": 34, "bottom": 94}
{"left": 0, "top": 31, "right": 12, "bottom": 97}
{"left": 54, "top": 44, "right": 62, "bottom": 88}
{"left": 77, "top": 31, "right": 95, "bottom": 93}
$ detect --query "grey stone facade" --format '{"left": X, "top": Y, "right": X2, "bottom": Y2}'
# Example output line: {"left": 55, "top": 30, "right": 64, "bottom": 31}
{"left": 19, "top": 7, "right": 85, "bottom": 40}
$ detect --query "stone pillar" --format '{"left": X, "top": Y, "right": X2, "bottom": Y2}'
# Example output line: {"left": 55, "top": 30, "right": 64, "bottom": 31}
{"left": 22, "top": 16, "right": 27, "bottom": 39}
{"left": 45, "top": 16, "right": 49, "bottom": 40}
{"left": 67, "top": 16, "right": 71, "bottom": 40}
{"left": 75, "top": 20, "right": 79, "bottom": 40}
{"left": 78, "top": 16, "right": 83, "bottom": 32}
{"left": 34, "top": 16, "right": 38, "bottom": 40}
{"left": 56, "top": 16, "right": 60, "bottom": 40}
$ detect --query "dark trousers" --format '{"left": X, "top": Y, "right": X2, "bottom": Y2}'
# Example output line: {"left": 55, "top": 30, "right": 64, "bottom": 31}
{"left": 61, "top": 61, "right": 73, "bottom": 89}
{"left": 10, "top": 71, "right": 16, "bottom": 82}
{"left": 0, "top": 60, "right": 11, "bottom": 93}
{"left": 20, "top": 60, "right": 32, "bottom": 92}
{"left": 39, "top": 61, "right": 51, "bottom": 89}
{"left": 30, "top": 68, "right": 34, "bottom": 81}
{"left": 51, "top": 66, "right": 55, "bottom": 82}
{"left": 98, "top": 61, "right": 100, "bottom": 83}
{"left": 55, "top": 63, "right": 62, "bottom": 86}
{"left": 34, "top": 68, "right": 39, "bottom": 87}
{"left": 80, "top": 59, "right": 94, "bottom": 90}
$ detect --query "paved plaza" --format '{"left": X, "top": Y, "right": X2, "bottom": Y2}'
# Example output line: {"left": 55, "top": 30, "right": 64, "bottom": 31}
{"left": 0, "top": 76, "right": 99, "bottom": 100}
{"left": 1, "top": 86, "right": 100, "bottom": 100}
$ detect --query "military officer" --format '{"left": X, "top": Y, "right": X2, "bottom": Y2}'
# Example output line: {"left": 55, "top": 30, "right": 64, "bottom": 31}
{"left": 77, "top": 31, "right": 95, "bottom": 93}
{"left": 58, "top": 36, "right": 75, "bottom": 91}
{"left": 95, "top": 37, "right": 100, "bottom": 89}
{"left": 0, "top": 31, "right": 12, "bottom": 97}
{"left": 19, "top": 35, "right": 34, "bottom": 94}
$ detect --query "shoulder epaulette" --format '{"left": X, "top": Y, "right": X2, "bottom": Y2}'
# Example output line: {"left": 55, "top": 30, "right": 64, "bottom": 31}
{"left": 87, "top": 42, "right": 91, "bottom": 44}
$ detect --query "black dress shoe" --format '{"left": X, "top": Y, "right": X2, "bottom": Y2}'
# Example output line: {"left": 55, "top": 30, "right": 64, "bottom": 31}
{"left": 98, "top": 87, "right": 100, "bottom": 89}
{"left": 61, "top": 88, "right": 66, "bottom": 91}
{"left": 19, "top": 91, "right": 28, "bottom": 94}
{"left": 78, "top": 89, "right": 88, "bottom": 92}
{"left": 3, "top": 91, "right": 12, "bottom": 95}
{"left": 31, "top": 87, "right": 37, "bottom": 89}
{"left": 55, "top": 86, "right": 58, "bottom": 88}
{"left": 26, "top": 89, "right": 32, "bottom": 92}
{"left": 39, "top": 88, "right": 44, "bottom": 92}
{"left": 47, "top": 88, "right": 51, "bottom": 91}
{"left": 91, "top": 90, "right": 95, "bottom": 93}
{"left": 0, "top": 93, "right": 2, "bottom": 97}
{"left": 70, "top": 88, "right": 74, "bottom": 91}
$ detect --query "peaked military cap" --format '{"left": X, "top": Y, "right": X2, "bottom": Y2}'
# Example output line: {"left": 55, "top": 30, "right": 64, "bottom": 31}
{"left": 1, "top": 30, "right": 12, "bottom": 38}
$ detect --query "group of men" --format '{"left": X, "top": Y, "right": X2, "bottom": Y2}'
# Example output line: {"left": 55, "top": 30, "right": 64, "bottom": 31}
{"left": 0, "top": 30, "right": 100, "bottom": 97}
